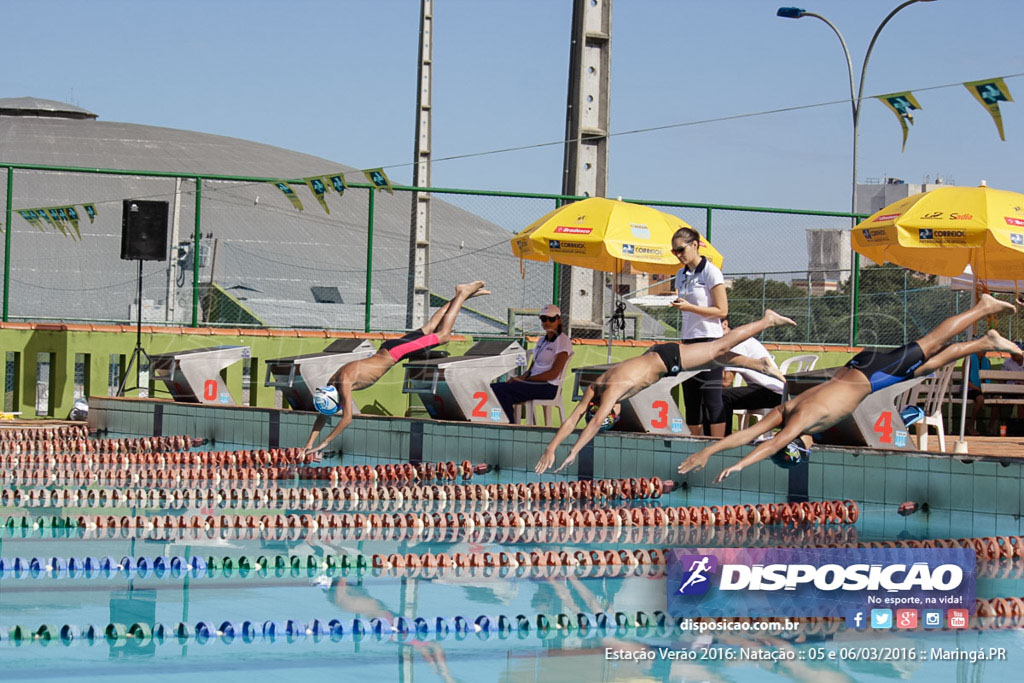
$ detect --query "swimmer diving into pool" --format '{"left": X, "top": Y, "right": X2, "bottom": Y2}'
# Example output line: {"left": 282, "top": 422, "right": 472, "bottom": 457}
{"left": 679, "top": 294, "right": 1020, "bottom": 483}
{"left": 302, "top": 281, "right": 490, "bottom": 459}
{"left": 534, "top": 310, "right": 797, "bottom": 475}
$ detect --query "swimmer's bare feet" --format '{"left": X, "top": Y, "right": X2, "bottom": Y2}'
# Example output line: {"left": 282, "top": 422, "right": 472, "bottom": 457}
{"left": 456, "top": 281, "right": 488, "bottom": 298}
{"left": 981, "top": 292, "right": 1015, "bottom": 315}
{"left": 984, "top": 329, "right": 1022, "bottom": 356}
{"left": 764, "top": 309, "right": 797, "bottom": 327}
{"left": 760, "top": 357, "right": 786, "bottom": 383}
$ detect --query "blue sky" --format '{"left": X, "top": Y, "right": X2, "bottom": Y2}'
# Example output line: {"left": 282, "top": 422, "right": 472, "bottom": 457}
{"left": 3, "top": 0, "right": 1023, "bottom": 271}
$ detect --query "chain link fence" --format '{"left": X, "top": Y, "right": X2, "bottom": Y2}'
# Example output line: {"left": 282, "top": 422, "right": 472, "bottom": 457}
{"left": 4, "top": 162, "right": 1018, "bottom": 347}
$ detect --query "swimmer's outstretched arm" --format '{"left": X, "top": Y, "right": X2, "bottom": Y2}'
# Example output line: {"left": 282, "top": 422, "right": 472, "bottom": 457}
{"left": 678, "top": 407, "right": 783, "bottom": 475}
{"left": 712, "top": 417, "right": 813, "bottom": 483}
{"left": 305, "top": 383, "right": 355, "bottom": 456}
{"left": 535, "top": 386, "right": 594, "bottom": 474}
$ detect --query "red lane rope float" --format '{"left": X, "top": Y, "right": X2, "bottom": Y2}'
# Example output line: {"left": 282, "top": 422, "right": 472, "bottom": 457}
{"left": 41, "top": 520, "right": 859, "bottom": 547}
{"left": 0, "top": 459, "right": 496, "bottom": 485}
{"left": 0, "top": 425, "right": 89, "bottom": 441}
{"left": 0, "top": 435, "right": 203, "bottom": 456}
{"left": 0, "top": 478, "right": 682, "bottom": 509}
{"left": 8, "top": 499, "right": 857, "bottom": 532}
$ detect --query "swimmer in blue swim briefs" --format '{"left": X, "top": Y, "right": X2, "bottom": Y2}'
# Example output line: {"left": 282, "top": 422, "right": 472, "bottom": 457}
{"left": 679, "top": 294, "right": 1021, "bottom": 483}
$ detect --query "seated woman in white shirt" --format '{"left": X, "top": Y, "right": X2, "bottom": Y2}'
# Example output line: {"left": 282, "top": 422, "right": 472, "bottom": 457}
{"left": 492, "top": 304, "right": 572, "bottom": 421}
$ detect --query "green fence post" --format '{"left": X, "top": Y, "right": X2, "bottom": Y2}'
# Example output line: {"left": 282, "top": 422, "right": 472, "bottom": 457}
{"left": 3, "top": 167, "right": 12, "bottom": 322}
{"left": 851, "top": 253, "right": 861, "bottom": 346}
{"left": 552, "top": 197, "right": 563, "bottom": 305}
{"left": 806, "top": 273, "right": 811, "bottom": 343}
{"left": 365, "top": 188, "right": 375, "bottom": 333}
{"left": 705, "top": 207, "right": 712, "bottom": 241}
{"left": 192, "top": 178, "right": 202, "bottom": 327}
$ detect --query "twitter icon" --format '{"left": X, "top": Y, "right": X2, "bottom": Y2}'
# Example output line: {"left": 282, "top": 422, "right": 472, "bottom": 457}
{"left": 871, "top": 609, "right": 893, "bottom": 629}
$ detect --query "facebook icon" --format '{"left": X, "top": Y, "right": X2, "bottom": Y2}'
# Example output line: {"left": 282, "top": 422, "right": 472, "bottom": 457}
{"left": 846, "top": 610, "right": 867, "bottom": 630}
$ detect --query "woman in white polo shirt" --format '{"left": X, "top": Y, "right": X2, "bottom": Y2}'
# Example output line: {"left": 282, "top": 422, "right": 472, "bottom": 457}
{"left": 491, "top": 304, "right": 572, "bottom": 422}
{"left": 670, "top": 226, "right": 729, "bottom": 436}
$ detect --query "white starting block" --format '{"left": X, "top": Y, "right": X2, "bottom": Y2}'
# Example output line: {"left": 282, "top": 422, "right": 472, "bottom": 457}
{"left": 264, "top": 339, "right": 377, "bottom": 411}
{"left": 402, "top": 339, "right": 528, "bottom": 423}
{"left": 150, "top": 345, "right": 250, "bottom": 405}
{"left": 571, "top": 364, "right": 700, "bottom": 435}
{"left": 785, "top": 367, "right": 926, "bottom": 450}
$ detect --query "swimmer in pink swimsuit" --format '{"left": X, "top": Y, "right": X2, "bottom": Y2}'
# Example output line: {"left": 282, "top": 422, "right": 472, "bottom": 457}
{"left": 303, "top": 281, "right": 490, "bottom": 459}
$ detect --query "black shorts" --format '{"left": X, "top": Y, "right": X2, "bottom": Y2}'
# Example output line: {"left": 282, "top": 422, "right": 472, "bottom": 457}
{"left": 646, "top": 342, "right": 682, "bottom": 376}
{"left": 846, "top": 342, "right": 926, "bottom": 392}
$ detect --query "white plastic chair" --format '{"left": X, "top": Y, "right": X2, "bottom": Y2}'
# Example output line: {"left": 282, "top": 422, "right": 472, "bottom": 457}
{"left": 899, "top": 363, "right": 955, "bottom": 452}
{"left": 778, "top": 353, "right": 819, "bottom": 375}
{"left": 516, "top": 381, "right": 566, "bottom": 426}
{"left": 514, "top": 351, "right": 573, "bottom": 427}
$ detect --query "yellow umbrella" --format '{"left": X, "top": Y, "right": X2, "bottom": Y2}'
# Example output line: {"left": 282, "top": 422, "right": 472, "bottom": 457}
{"left": 511, "top": 196, "right": 723, "bottom": 275}
{"left": 852, "top": 183, "right": 1024, "bottom": 453}
{"left": 852, "top": 184, "right": 1024, "bottom": 278}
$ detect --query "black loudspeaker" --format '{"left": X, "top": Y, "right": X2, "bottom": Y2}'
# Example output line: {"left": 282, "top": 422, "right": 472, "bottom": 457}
{"left": 120, "top": 199, "right": 169, "bottom": 261}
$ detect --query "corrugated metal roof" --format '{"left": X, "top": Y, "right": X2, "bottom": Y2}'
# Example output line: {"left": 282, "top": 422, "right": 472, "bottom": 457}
{"left": 0, "top": 99, "right": 663, "bottom": 338}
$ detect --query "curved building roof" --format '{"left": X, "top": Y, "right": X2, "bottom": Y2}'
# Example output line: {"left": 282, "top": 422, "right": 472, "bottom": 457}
{"left": 0, "top": 99, "right": 660, "bottom": 338}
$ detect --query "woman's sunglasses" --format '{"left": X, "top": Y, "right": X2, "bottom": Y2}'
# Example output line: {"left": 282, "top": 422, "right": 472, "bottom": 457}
{"left": 671, "top": 242, "right": 698, "bottom": 255}
{"left": 539, "top": 315, "right": 559, "bottom": 322}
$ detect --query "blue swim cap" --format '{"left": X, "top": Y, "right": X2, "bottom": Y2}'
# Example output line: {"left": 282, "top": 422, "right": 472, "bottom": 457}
{"left": 899, "top": 405, "right": 925, "bottom": 428}
{"left": 770, "top": 439, "right": 810, "bottom": 469}
{"left": 313, "top": 386, "right": 342, "bottom": 416}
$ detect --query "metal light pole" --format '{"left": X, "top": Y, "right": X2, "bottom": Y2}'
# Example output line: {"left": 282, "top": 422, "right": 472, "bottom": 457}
{"left": 777, "top": 1, "right": 936, "bottom": 344}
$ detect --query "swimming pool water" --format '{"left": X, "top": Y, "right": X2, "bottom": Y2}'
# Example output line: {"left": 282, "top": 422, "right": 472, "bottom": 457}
{"left": 2, "top": 440, "right": 1022, "bottom": 682}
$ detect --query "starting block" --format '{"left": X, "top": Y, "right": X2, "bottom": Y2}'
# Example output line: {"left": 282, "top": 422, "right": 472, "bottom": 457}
{"left": 571, "top": 364, "right": 699, "bottom": 435}
{"left": 264, "top": 339, "right": 377, "bottom": 411}
{"left": 403, "top": 339, "right": 528, "bottom": 423}
{"left": 150, "top": 345, "right": 250, "bottom": 405}
{"left": 785, "top": 367, "right": 926, "bottom": 450}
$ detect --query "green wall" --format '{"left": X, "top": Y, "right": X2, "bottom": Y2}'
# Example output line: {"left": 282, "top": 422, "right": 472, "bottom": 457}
{"left": 1, "top": 326, "right": 859, "bottom": 420}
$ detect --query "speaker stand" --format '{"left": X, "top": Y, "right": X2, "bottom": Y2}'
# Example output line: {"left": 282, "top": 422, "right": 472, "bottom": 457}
{"left": 117, "top": 260, "right": 152, "bottom": 397}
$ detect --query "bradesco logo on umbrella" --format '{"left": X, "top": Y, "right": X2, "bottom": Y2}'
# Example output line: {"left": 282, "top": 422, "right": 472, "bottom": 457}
{"left": 667, "top": 547, "right": 975, "bottom": 626}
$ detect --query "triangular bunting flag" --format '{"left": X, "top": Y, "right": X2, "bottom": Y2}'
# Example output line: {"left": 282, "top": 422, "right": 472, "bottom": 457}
{"left": 327, "top": 174, "right": 347, "bottom": 196}
{"left": 18, "top": 210, "right": 43, "bottom": 231}
{"left": 304, "top": 177, "right": 331, "bottom": 214}
{"left": 963, "top": 77, "right": 1013, "bottom": 141}
{"left": 876, "top": 91, "right": 922, "bottom": 152}
{"left": 64, "top": 206, "right": 82, "bottom": 239}
{"left": 272, "top": 181, "right": 304, "bottom": 211}
{"left": 82, "top": 203, "right": 97, "bottom": 223}
{"left": 363, "top": 168, "right": 393, "bottom": 194}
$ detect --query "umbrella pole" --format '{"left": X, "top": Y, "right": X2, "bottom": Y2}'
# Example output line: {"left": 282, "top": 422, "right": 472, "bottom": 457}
{"left": 953, "top": 274, "right": 977, "bottom": 454}
{"left": 607, "top": 264, "right": 617, "bottom": 363}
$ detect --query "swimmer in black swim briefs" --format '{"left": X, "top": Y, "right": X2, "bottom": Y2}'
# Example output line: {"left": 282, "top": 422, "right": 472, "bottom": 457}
{"left": 535, "top": 311, "right": 795, "bottom": 475}
{"left": 680, "top": 294, "right": 1021, "bottom": 483}
{"left": 646, "top": 342, "right": 683, "bottom": 377}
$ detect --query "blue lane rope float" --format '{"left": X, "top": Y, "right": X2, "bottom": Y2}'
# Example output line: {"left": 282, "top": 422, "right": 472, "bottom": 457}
{"left": 0, "top": 550, "right": 676, "bottom": 576}
{"left": 4, "top": 611, "right": 685, "bottom": 647}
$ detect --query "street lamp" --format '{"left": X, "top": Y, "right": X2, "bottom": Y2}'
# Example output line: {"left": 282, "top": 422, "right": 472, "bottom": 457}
{"left": 777, "top": 1, "right": 936, "bottom": 344}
